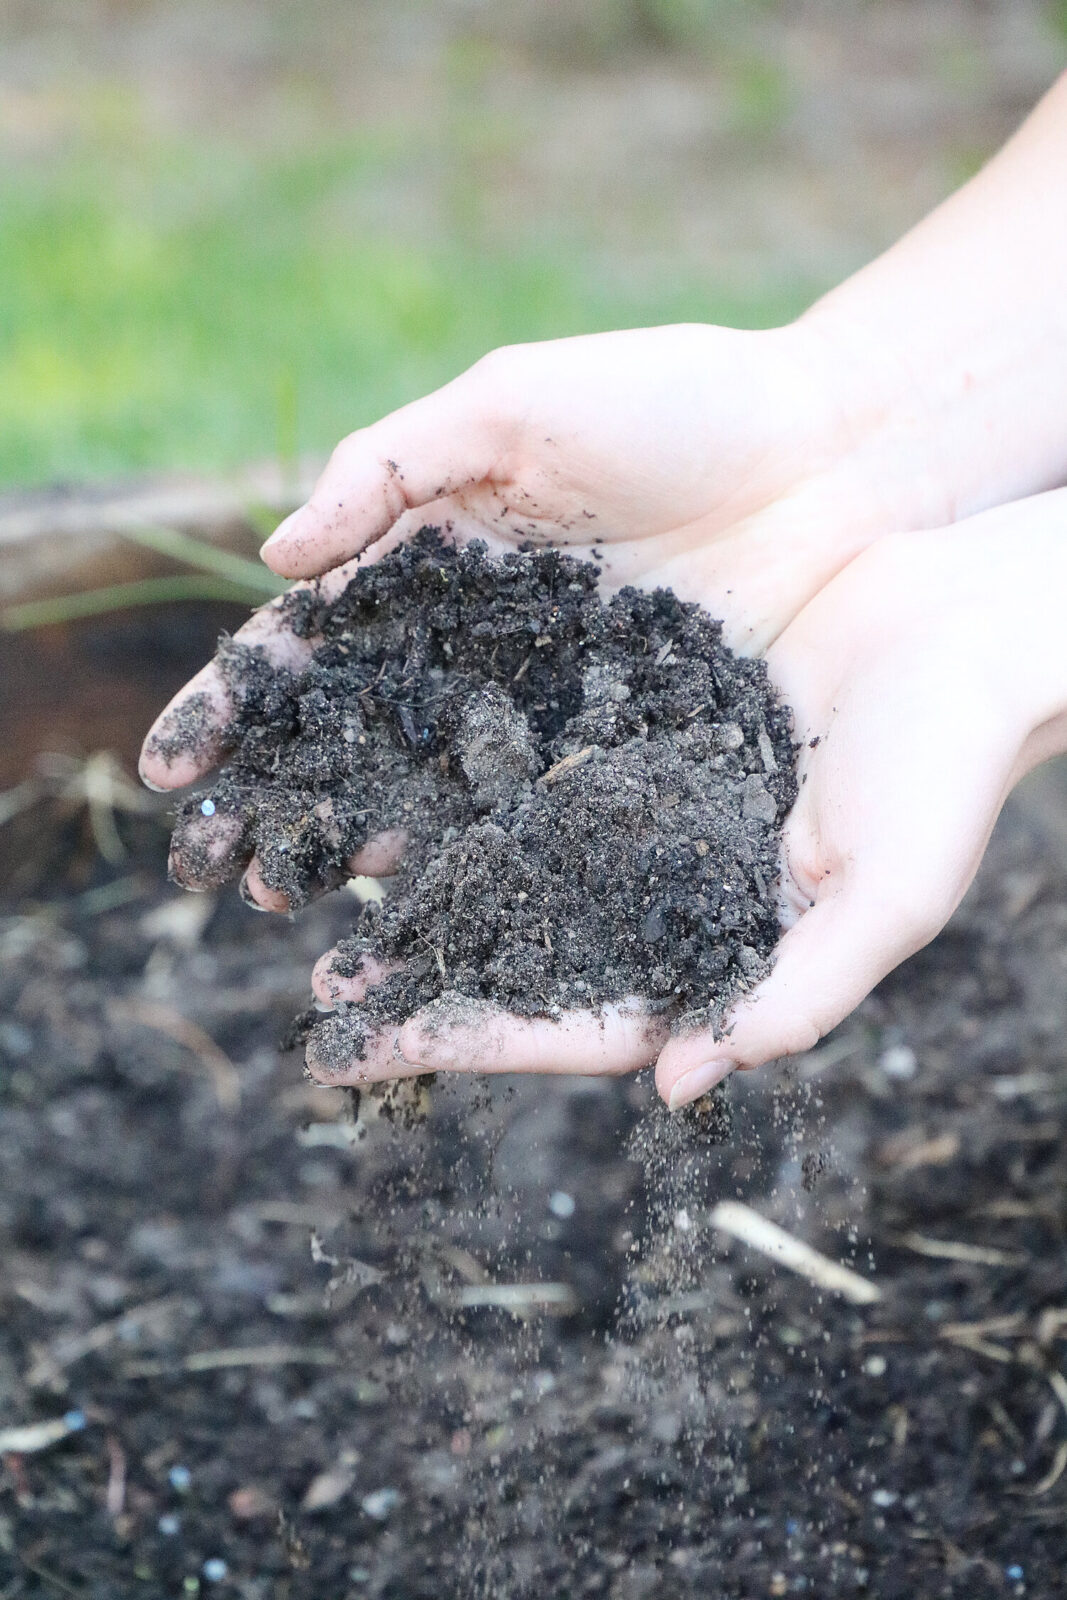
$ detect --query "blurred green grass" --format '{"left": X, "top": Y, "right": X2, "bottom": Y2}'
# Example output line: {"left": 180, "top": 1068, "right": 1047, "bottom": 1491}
{"left": 0, "top": 132, "right": 808, "bottom": 490}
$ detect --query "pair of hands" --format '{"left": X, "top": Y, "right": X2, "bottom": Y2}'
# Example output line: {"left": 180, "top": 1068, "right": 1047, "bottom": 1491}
{"left": 141, "top": 320, "right": 1067, "bottom": 1106}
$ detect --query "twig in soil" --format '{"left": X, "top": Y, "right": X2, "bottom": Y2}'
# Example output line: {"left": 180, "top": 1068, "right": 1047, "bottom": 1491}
{"left": 1039, "top": 1366, "right": 1067, "bottom": 1425}
{"left": 0, "top": 1412, "right": 86, "bottom": 1455}
{"left": 0, "top": 751, "right": 160, "bottom": 859}
{"left": 940, "top": 1333, "right": 1015, "bottom": 1363}
{"left": 109, "top": 1000, "right": 241, "bottom": 1109}
{"left": 1023, "top": 1439, "right": 1067, "bottom": 1497}
{"left": 939, "top": 1314, "right": 1027, "bottom": 1341}
{"left": 1036, "top": 1308, "right": 1067, "bottom": 1346}
{"left": 309, "top": 1232, "right": 384, "bottom": 1302}
{"left": 453, "top": 1282, "right": 578, "bottom": 1314}
{"left": 537, "top": 746, "right": 595, "bottom": 786}
{"left": 26, "top": 1294, "right": 185, "bottom": 1388}
{"left": 708, "top": 1201, "right": 882, "bottom": 1306}
{"left": 122, "top": 1344, "right": 339, "bottom": 1377}
{"left": 890, "top": 1231, "right": 1027, "bottom": 1267}
{"left": 105, "top": 1434, "right": 127, "bottom": 1519}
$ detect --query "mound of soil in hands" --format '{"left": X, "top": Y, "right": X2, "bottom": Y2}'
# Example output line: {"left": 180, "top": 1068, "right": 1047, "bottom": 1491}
{"left": 174, "top": 530, "right": 796, "bottom": 1064}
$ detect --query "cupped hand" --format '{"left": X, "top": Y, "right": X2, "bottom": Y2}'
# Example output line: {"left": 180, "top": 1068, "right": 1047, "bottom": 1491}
{"left": 305, "top": 491, "right": 1067, "bottom": 1103}
{"left": 142, "top": 318, "right": 928, "bottom": 903}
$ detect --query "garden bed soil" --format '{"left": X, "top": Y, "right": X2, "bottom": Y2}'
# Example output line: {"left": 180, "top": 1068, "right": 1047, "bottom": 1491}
{"left": 2, "top": 768, "right": 1067, "bottom": 1598}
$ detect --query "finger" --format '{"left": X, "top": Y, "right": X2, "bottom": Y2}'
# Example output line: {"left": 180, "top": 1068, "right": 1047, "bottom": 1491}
{"left": 260, "top": 368, "right": 507, "bottom": 579}
{"left": 349, "top": 828, "right": 406, "bottom": 879}
{"left": 399, "top": 997, "right": 665, "bottom": 1077}
{"left": 139, "top": 603, "right": 315, "bottom": 791}
{"left": 239, "top": 857, "right": 292, "bottom": 913}
{"left": 139, "top": 551, "right": 386, "bottom": 792}
{"left": 304, "top": 1011, "right": 424, "bottom": 1086}
{"left": 140, "top": 660, "right": 236, "bottom": 792}
{"left": 311, "top": 949, "right": 395, "bottom": 1005}
{"left": 240, "top": 828, "right": 408, "bottom": 914}
{"left": 654, "top": 875, "right": 940, "bottom": 1109}
{"left": 168, "top": 806, "right": 252, "bottom": 892}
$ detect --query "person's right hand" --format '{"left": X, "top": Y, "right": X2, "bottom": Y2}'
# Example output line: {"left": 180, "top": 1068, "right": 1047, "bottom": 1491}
{"left": 141, "top": 318, "right": 941, "bottom": 903}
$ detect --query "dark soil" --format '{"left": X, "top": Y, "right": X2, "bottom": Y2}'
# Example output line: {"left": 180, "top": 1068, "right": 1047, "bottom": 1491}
{"left": 169, "top": 531, "right": 795, "bottom": 1065}
{"left": 3, "top": 759, "right": 1067, "bottom": 1598}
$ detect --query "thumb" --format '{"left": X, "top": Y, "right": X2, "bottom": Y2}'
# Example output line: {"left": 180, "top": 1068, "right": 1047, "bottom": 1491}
{"left": 654, "top": 875, "right": 940, "bottom": 1109}
{"left": 262, "top": 362, "right": 506, "bottom": 578}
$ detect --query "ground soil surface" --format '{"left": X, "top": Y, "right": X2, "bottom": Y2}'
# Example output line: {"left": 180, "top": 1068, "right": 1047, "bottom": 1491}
{"left": 2, "top": 757, "right": 1067, "bottom": 1599}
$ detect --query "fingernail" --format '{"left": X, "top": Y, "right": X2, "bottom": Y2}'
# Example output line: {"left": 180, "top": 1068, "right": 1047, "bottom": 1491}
{"left": 261, "top": 507, "right": 305, "bottom": 552}
{"left": 138, "top": 767, "right": 168, "bottom": 794}
{"left": 239, "top": 874, "right": 270, "bottom": 912}
{"left": 668, "top": 1058, "right": 735, "bottom": 1110}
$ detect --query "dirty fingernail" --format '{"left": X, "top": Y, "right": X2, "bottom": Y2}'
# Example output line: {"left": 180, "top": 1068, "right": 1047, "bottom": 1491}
{"left": 238, "top": 874, "right": 271, "bottom": 912}
{"left": 668, "top": 1058, "right": 735, "bottom": 1110}
{"left": 138, "top": 766, "right": 168, "bottom": 793}
{"left": 261, "top": 507, "right": 306, "bottom": 552}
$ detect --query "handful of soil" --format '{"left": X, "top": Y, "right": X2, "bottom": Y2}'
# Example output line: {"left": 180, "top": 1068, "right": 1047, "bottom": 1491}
{"left": 174, "top": 530, "right": 797, "bottom": 1063}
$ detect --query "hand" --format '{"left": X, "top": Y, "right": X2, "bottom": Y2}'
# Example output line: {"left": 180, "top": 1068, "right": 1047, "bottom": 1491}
{"left": 306, "top": 492, "right": 1067, "bottom": 1104}
{"left": 142, "top": 318, "right": 935, "bottom": 901}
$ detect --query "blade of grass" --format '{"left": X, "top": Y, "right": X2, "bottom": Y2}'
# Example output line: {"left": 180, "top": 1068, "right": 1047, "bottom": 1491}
{"left": 115, "top": 524, "right": 288, "bottom": 595}
{"left": 1, "top": 575, "right": 267, "bottom": 631}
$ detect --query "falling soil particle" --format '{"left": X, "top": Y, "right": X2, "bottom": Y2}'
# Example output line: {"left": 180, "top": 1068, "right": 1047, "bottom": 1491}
{"left": 170, "top": 530, "right": 796, "bottom": 1066}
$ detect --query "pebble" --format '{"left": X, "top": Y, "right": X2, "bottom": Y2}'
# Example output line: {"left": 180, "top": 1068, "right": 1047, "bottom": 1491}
{"left": 871, "top": 1488, "right": 898, "bottom": 1508}
{"left": 202, "top": 1558, "right": 228, "bottom": 1582}
{"left": 158, "top": 1514, "right": 181, "bottom": 1536}
{"left": 168, "top": 1464, "right": 192, "bottom": 1492}
{"left": 199, "top": 799, "right": 216, "bottom": 817}
{"left": 1006, "top": 1566, "right": 1024, "bottom": 1582}
{"left": 360, "top": 1487, "right": 401, "bottom": 1520}
{"left": 862, "top": 1355, "right": 887, "bottom": 1377}
{"left": 549, "top": 1191, "right": 575, "bottom": 1219}
{"left": 741, "top": 772, "right": 777, "bottom": 823}
{"left": 879, "top": 1044, "right": 918, "bottom": 1080}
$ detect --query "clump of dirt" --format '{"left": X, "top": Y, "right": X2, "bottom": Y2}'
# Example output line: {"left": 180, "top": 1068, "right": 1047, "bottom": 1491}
{"left": 173, "top": 530, "right": 796, "bottom": 1061}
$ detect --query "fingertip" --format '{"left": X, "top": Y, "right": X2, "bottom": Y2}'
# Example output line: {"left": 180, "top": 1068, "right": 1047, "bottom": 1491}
{"left": 137, "top": 755, "right": 170, "bottom": 794}
{"left": 311, "top": 950, "right": 341, "bottom": 1004}
{"left": 310, "top": 949, "right": 391, "bottom": 1004}
{"left": 304, "top": 1010, "right": 411, "bottom": 1085}
{"left": 140, "top": 670, "right": 235, "bottom": 789}
{"left": 139, "top": 739, "right": 206, "bottom": 793}
{"left": 659, "top": 1055, "right": 737, "bottom": 1110}
{"left": 240, "top": 859, "right": 291, "bottom": 914}
{"left": 260, "top": 508, "right": 314, "bottom": 576}
{"left": 168, "top": 808, "right": 252, "bottom": 892}
{"left": 347, "top": 829, "right": 407, "bottom": 878}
